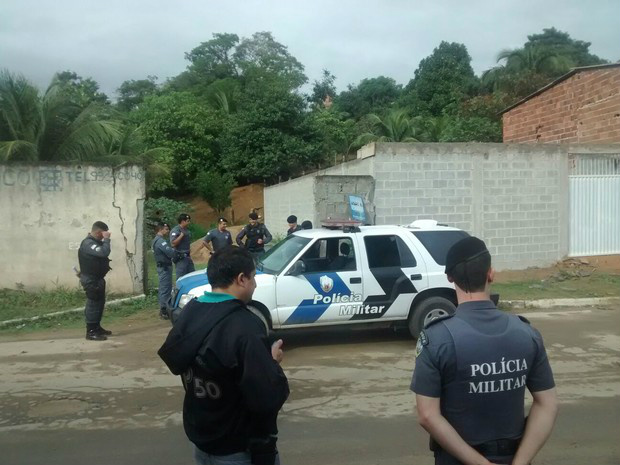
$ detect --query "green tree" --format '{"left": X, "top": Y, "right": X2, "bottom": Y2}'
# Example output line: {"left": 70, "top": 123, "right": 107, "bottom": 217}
{"left": 0, "top": 70, "right": 118, "bottom": 162}
{"left": 336, "top": 76, "right": 402, "bottom": 120}
{"left": 525, "top": 28, "right": 608, "bottom": 67}
{"left": 116, "top": 76, "right": 158, "bottom": 112}
{"left": 353, "top": 109, "right": 421, "bottom": 147}
{"left": 307, "top": 107, "right": 356, "bottom": 161}
{"left": 439, "top": 117, "right": 501, "bottom": 142}
{"left": 219, "top": 75, "right": 318, "bottom": 182}
{"left": 309, "top": 69, "right": 337, "bottom": 106}
{"left": 54, "top": 70, "right": 110, "bottom": 106}
{"left": 134, "top": 92, "right": 221, "bottom": 189}
{"left": 193, "top": 170, "right": 236, "bottom": 214}
{"left": 401, "top": 42, "right": 479, "bottom": 117}
{"left": 184, "top": 33, "right": 240, "bottom": 84}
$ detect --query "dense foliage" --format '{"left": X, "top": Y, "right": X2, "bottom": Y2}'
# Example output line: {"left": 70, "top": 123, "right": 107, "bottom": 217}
{"left": 1, "top": 28, "right": 611, "bottom": 197}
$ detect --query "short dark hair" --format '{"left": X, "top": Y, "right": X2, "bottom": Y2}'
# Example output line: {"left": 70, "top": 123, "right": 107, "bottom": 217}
{"left": 301, "top": 220, "right": 313, "bottom": 230}
{"left": 448, "top": 253, "right": 491, "bottom": 292}
{"left": 207, "top": 246, "right": 255, "bottom": 289}
{"left": 178, "top": 213, "right": 191, "bottom": 223}
{"left": 249, "top": 212, "right": 258, "bottom": 220}
{"left": 287, "top": 215, "right": 297, "bottom": 224}
{"left": 155, "top": 222, "right": 169, "bottom": 232}
{"left": 92, "top": 221, "right": 109, "bottom": 232}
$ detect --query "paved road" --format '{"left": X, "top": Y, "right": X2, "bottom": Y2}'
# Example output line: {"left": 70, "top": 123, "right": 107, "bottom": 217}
{"left": 1, "top": 305, "right": 619, "bottom": 465}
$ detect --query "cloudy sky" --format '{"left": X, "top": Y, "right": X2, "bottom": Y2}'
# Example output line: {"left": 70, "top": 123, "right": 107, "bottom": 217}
{"left": 1, "top": 0, "right": 619, "bottom": 99}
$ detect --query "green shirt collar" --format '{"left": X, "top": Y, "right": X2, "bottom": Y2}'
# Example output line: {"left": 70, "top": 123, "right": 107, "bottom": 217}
{"left": 197, "top": 291, "right": 236, "bottom": 303}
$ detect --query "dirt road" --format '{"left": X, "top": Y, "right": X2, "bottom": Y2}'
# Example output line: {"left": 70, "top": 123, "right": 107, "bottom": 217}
{"left": 1, "top": 305, "right": 619, "bottom": 464}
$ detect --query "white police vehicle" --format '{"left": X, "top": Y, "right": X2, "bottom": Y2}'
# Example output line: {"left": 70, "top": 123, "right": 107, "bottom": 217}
{"left": 173, "top": 220, "right": 470, "bottom": 338}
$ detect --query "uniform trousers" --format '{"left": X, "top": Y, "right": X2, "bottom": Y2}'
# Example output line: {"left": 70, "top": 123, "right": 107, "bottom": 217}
{"left": 80, "top": 275, "right": 106, "bottom": 325}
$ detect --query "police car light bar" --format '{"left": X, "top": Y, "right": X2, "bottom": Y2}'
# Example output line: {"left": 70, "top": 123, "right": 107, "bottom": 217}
{"left": 321, "top": 219, "right": 362, "bottom": 232}
{"left": 408, "top": 219, "right": 448, "bottom": 228}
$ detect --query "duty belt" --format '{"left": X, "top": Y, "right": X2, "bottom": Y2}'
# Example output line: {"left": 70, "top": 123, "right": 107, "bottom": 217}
{"left": 156, "top": 262, "right": 171, "bottom": 268}
{"left": 430, "top": 437, "right": 521, "bottom": 457}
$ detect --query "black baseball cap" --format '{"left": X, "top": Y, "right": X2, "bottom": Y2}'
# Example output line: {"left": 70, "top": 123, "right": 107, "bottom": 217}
{"left": 218, "top": 217, "right": 228, "bottom": 223}
{"left": 249, "top": 212, "right": 259, "bottom": 220}
{"left": 445, "top": 236, "right": 489, "bottom": 275}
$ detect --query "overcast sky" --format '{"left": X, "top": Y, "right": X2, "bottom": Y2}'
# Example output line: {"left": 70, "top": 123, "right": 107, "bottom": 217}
{"left": 1, "top": 0, "right": 619, "bottom": 99}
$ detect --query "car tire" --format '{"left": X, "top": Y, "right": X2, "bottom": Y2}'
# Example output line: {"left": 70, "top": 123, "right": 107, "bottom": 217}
{"left": 408, "top": 296, "right": 456, "bottom": 339}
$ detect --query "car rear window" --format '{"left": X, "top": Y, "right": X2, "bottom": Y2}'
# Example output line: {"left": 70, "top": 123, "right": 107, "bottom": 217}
{"left": 412, "top": 230, "right": 469, "bottom": 265}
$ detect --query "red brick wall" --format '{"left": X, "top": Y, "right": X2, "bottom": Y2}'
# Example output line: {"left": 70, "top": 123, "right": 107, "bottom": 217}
{"left": 503, "top": 67, "right": 620, "bottom": 143}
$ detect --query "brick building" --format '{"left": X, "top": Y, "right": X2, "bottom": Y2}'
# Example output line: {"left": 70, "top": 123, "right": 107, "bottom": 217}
{"left": 502, "top": 63, "right": 620, "bottom": 143}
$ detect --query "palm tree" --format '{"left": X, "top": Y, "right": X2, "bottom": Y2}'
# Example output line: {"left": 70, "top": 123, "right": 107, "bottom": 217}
{"left": 353, "top": 109, "right": 421, "bottom": 148}
{"left": 0, "top": 70, "right": 119, "bottom": 162}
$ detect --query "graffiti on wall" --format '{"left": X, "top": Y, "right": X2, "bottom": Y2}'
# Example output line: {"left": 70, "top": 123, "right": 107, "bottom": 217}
{"left": 0, "top": 166, "right": 144, "bottom": 192}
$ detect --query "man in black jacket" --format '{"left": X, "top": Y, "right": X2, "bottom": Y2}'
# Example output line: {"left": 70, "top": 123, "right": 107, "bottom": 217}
{"left": 236, "top": 212, "right": 272, "bottom": 260}
{"left": 158, "top": 247, "right": 288, "bottom": 465}
{"left": 78, "top": 221, "right": 112, "bottom": 341}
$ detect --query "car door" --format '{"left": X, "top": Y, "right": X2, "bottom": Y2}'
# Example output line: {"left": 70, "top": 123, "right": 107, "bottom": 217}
{"left": 357, "top": 233, "right": 428, "bottom": 321}
{"left": 275, "top": 235, "right": 364, "bottom": 326}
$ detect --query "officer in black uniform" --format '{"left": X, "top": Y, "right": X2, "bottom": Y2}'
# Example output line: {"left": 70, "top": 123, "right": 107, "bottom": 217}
{"left": 300, "top": 220, "right": 313, "bottom": 230}
{"left": 152, "top": 222, "right": 178, "bottom": 320}
{"left": 171, "top": 213, "right": 195, "bottom": 281}
{"left": 411, "top": 236, "right": 558, "bottom": 465}
{"left": 158, "top": 246, "right": 289, "bottom": 465}
{"left": 286, "top": 215, "right": 301, "bottom": 236}
{"left": 78, "top": 221, "right": 112, "bottom": 341}
{"left": 236, "top": 212, "right": 272, "bottom": 260}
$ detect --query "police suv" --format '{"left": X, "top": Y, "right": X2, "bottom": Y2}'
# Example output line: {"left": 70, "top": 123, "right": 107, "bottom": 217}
{"left": 173, "top": 220, "right": 469, "bottom": 338}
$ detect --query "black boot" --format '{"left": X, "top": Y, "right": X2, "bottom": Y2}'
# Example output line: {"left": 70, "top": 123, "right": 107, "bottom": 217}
{"left": 97, "top": 325, "right": 112, "bottom": 336}
{"left": 86, "top": 329, "right": 107, "bottom": 341}
{"left": 159, "top": 308, "right": 170, "bottom": 320}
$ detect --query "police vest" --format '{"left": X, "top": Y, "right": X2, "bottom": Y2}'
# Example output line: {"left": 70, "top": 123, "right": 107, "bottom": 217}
{"left": 441, "top": 314, "right": 536, "bottom": 445}
{"left": 244, "top": 224, "right": 265, "bottom": 250}
{"left": 78, "top": 238, "right": 111, "bottom": 279}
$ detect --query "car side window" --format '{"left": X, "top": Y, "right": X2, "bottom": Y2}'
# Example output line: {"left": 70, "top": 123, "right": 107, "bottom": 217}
{"left": 364, "top": 235, "right": 416, "bottom": 268}
{"left": 300, "top": 237, "right": 356, "bottom": 273}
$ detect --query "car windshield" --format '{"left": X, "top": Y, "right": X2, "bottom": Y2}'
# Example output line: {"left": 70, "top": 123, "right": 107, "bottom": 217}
{"left": 258, "top": 235, "right": 311, "bottom": 274}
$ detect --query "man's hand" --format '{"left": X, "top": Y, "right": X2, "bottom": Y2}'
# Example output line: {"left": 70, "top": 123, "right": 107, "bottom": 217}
{"left": 271, "top": 339, "right": 284, "bottom": 363}
{"left": 102, "top": 231, "right": 111, "bottom": 239}
{"left": 257, "top": 238, "right": 264, "bottom": 245}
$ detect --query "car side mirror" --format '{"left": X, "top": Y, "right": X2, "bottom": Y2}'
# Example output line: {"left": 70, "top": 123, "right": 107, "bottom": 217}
{"left": 288, "top": 259, "right": 306, "bottom": 276}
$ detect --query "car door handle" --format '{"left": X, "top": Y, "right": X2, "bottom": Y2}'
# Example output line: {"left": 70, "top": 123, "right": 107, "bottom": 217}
{"left": 350, "top": 277, "right": 362, "bottom": 284}
{"left": 410, "top": 274, "right": 422, "bottom": 281}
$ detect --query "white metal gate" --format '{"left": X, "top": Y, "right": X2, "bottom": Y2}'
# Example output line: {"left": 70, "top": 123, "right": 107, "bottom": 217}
{"left": 569, "top": 154, "right": 620, "bottom": 256}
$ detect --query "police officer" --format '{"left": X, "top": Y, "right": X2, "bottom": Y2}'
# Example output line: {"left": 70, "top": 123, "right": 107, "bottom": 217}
{"left": 286, "top": 215, "right": 301, "bottom": 236}
{"left": 236, "top": 212, "right": 272, "bottom": 260}
{"left": 201, "top": 217, "right": 233, "bottom": 255}
{"left": 411, "top": 236, "right": 558, "bottom": 465}
{"left": 152, "top": 222, "right": 178, "bottom": 320}
{"left": 78, "top": 221, "right": 112, "bottom": 341}
{"left": 171, "top": 213, "right": 195, "bottom": 281}
{"left": 158, "top": 246, "right": 289, "bottom": 465}
{"left": 300, "top": 220, "right": 313, "bottom": 230}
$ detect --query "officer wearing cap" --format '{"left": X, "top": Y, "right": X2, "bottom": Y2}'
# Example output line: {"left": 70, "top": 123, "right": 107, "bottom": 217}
{"left": 201, "top": 217, "right": 233, "bottom": 255}
{"left": 286, "top": 215, "right": 301, "bottom": 236}
{"left": 152, "top": 222, "right": 177, "bottom": 320}
{"left": 411, "top": 236, "right": 558, "bottom": 465}
{"left": 236, "top": 212, "right": 272, "bottom": 260}
{"left": 171, "top": 213, "right": 195, "bottom": 281}
{"left": 78, "top": 221, "right": 112, "bottom": 341}
{"left": 301, "top": 220, "right": 313, "bottom": 230}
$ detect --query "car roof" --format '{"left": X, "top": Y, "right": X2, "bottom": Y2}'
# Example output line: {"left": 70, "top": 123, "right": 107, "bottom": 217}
{"left": 293, "top": 223, "right": 462, "bottom": 238}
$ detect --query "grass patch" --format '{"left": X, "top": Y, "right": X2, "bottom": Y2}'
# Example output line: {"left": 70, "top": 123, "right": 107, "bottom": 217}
{"left": 493, "top": 271, "right": 620, "bottom": 301}
{"left": 0, "top": 294, "right": 159, "bottom": 335}
{"left": 145, "top": 250, "right": 207, "bottom": 290}
{"left": 0, "top": 287, "right": 132, "bottom": 321}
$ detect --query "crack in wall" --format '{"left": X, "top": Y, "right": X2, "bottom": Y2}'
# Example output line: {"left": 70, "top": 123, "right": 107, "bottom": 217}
{"left": 112, "top": 166, "right": 143, "bottom": 293}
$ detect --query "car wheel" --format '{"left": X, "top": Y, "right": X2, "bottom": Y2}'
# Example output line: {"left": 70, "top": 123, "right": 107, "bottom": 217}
{"left": 408, "top": 296, "right": 456, "bottom": 339}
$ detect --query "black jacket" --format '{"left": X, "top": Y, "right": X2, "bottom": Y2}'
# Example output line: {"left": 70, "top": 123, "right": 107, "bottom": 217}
{"left": 158, "top": 298, "right": 289, "bottom": 456}
{"left": 78, "top": 235, "right": 111, "bottom": 279}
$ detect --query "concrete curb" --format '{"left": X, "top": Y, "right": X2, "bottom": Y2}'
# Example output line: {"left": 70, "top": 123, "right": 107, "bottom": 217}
{"left": 502, "top": 296, "right": 620, "bottom": 309}
{"left": 0, "top": 294, "right": 146, "bottom": 328}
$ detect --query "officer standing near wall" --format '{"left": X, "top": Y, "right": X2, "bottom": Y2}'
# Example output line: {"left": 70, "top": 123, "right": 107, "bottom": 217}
{"left": 236, "top": 212, "right": 272, "bottom": 260}
{"left": 78, "top": 221, "right": 112, "bottom": 341}
{"left": 411, "top": 236, "right": 558, "bottom": 465}
{"left": 201, "top": 217, "right": 233, "bottom": 255}
{"left": 152, "top": 222, "right": 178, "bottom": 320}
{"left": 286, "top": 215, "right": 301, "bottom": 236}
{"left": 171, "top": 213, "right": 195, "bottom": 281}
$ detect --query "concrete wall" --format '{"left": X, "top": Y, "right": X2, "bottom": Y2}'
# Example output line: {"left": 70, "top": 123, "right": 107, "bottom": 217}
{"left": 264, "top": 157, "right": 375, "bottom": 237}
{"left": 0, "top": 164, "right": 145, "bottom": 293}
{"left": 503, "top": 66, "right": 620, "bottom": 143}
{"left": 373, "top": 143, "right": 569, "bottom": 270}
